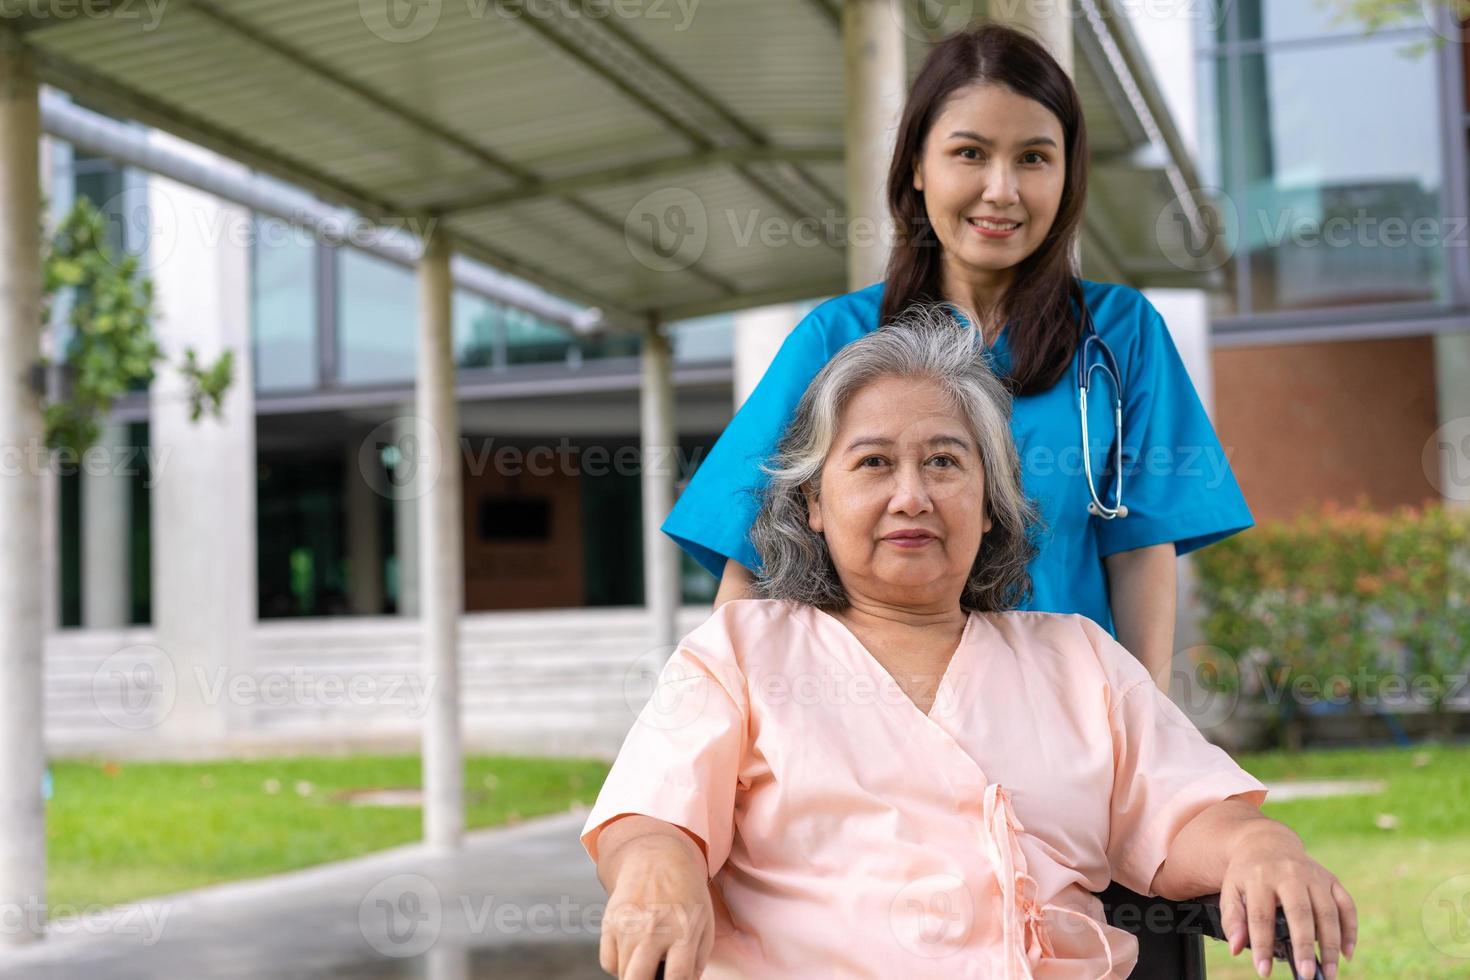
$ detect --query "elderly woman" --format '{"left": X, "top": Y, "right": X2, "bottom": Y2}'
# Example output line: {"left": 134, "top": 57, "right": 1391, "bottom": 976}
{"left": 580, "top": 308, "right": 1356, "bottom": 980}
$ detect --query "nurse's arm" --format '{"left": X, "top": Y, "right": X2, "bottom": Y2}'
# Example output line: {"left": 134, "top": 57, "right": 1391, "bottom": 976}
{"left": 1103, "top": 542, "right": 1176, "bottom": 692}
{"left": 713, "top": 559, "right": 756, "bottom": 609}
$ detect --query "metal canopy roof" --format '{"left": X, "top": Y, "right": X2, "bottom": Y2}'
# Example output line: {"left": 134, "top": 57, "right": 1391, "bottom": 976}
{"left": 12, "top": 0, "right": 1211, "bottom": 331}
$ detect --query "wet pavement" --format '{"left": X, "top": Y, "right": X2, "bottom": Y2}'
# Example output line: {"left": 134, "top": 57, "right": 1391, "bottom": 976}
{"left": 0, "top": 810, "right": 612, "bottom": 980}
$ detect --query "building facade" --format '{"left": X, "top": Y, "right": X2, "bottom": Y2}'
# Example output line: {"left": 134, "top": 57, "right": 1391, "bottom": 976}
{"left": 35, "top": 3, "right": 1470, "bottom": 758}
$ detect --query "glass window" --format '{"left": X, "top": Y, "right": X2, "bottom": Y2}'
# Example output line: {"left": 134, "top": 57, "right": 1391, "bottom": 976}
{"left": 338, "top": 248, "right": 417, "bottom": 385}
{"left": 670, "top": 312, "right": 735, "bottom": 363}
{"left": 72, "top": 151, "right": 127, "bottom": 255}
{"left": 1195, "top": 53, "right": 1238, "bottom": 317}
{"left": 1193, "top": 0, "right": 1231, "bottom": 50}
{"left": 1235, "top": 39, "right": 1444, "bottom": 312}
{"left": 1235, "top": 0, "right": 1393, "bottom": 45}
{"left": 504, "top": 305, "right": 574, "bottom": 365}
{"left": 251, "top": 216, "right": 318, "bottom": 392}
{"left": 455, "top": 289, "right": 501, "bottom": 369}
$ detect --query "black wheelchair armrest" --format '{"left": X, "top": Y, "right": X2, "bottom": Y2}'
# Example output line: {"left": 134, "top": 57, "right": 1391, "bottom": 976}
{"left": 1176, "top": 892, "right": 1322, "bottom": 979}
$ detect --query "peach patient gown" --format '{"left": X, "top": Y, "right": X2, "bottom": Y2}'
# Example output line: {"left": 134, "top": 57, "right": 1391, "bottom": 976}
{"left": 581, "top": 598, "right": 1268, "bottom": 979}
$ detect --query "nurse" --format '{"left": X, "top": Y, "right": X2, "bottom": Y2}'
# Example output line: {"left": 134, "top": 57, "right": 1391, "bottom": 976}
{"left": 662, "top": 22, "right": 1251, "bottom": 686}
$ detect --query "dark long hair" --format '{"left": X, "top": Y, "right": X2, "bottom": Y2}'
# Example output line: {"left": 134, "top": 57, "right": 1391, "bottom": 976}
{"left": 881, "top": 22, "right": 1090, "bottom": 396}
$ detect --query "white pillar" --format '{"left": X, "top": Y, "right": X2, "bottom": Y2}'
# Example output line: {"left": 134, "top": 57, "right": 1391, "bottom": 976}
{"left": 733, "top": 303, "right": 806, "bottom": 409}
{"left": 82, "top": 420, "right": 133, "bottom": 628}
{"left": 1434, "top": 332, "right": 1470, "bottom": 510}
{"left": 393, "top": 409, "right": 420, "bottom": 616}
{"left": 345, "top": 435, "right": 384, "bottom": 615}
{"left": 641, "top": 324, "right": 679, "bottom": 648}
{"left": 39, "top": 130, "right": 70, "bottom": 636}
{"left": 992, "top": 3, "right": 1076, "bottom": 267}
{"left": 995, "top": 0, "right": 1074, "bottom": 76}
{"left": 843, "top": 0, "right": 906, "bottom": 291}
{"left": 0, "top": 36, "right": 48, "bottom": 946}
{"left": 148, "top": 140, "right": 256, "bottom": 749}
{"left": 1143, "top": 289, "right": 1213, "bottom": 660}
{"left": 417, "top": 228, "right": 463, "bottom": 850}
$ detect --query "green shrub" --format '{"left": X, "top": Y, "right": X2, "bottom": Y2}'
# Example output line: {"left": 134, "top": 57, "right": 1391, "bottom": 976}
{"left": 1194, "top": 501, "right": 1470, "bottom": 740}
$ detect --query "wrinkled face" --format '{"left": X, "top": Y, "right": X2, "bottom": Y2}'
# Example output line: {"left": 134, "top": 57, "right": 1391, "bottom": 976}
{"left": 803, "top": 376, "right": 992, "bottom": 606}
{"left": 912, "top": 82, "right": 1067, "bottom": 278}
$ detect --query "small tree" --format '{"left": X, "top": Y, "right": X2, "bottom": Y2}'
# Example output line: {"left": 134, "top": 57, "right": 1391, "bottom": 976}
{"left": 39, "top": 197, "right": 234, "bottom": 454}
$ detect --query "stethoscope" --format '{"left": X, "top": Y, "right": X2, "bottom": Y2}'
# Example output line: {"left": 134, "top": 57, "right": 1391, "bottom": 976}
{"left": 1077, "top": 296, "right": 1128, "bottom": 520}
{"left": 949, "top": 293, "right": 1128, "bottom": 520}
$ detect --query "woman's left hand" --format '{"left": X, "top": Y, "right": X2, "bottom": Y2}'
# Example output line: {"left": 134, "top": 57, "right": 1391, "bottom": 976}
{"left": 1219, "top": 822, "right": 1357, "bottom": 980}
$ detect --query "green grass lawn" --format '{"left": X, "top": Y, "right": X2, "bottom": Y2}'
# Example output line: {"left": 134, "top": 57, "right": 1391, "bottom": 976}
{"left": 47, "top": 753, "right": 607, "bottom": 910}
{"left": 48, "top": 744, "right": 1470, "bottom": 976}
{"left": 1203, "top": 743, "right": 1470, "bottom": 979}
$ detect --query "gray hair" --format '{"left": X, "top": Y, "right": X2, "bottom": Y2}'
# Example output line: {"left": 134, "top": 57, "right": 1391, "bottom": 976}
{"left": 748, "top": 303, "right": 1041, "bottom": 612}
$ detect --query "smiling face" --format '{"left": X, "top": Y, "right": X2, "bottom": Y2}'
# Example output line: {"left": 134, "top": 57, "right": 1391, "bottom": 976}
{"left": 802, "top": 375, "right": 992, "bottom": 609}
{"left": 911, "top": 82, "right": 1067, "bottom": 297}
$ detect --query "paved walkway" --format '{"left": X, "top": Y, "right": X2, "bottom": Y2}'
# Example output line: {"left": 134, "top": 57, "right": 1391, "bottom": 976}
{"left": 0, "top": 809, "right": 609, "bottom": 980}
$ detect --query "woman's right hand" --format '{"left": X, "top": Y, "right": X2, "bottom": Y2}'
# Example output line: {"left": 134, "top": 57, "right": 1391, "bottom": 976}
{"left": 600, "top": 830, "right": 716, "bottom": 980}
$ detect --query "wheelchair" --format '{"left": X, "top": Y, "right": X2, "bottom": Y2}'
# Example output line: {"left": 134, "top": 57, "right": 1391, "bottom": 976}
{"left": 650, "top": 882, "right": 1324, "bottom": 978}
{"left": 1096, "top": 880, "right": 1322, "bottom": 979}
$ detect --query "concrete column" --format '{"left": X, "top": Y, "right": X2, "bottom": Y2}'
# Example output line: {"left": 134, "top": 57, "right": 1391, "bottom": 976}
{"left": 995, "top": 0, "right": 1074, "bottom": 76}
{"left": 993, "top": 1, "right": 1075, "bottom": 267}
{"left": 733, "top": 303, "right": 805, "bottom": 409}
{"left": 393, "top": 409, "right": 420, "bottom": 617}
{"left": 345, "top": 434, "right": 384, "bottom": 615}
{"left": 1434, "top": 332, "right": 1470, "bottom": 510}
{"left": 843, "top": 0, "right": 906, "bottom": 291}
{"left": 417, "top": 228, "right": 463, "bottom": 850}
{"left": 1143, "top": 289, "right": 1214, "bottom": 664}
{"left": 148, "top": 138, "right": 256, "bottom": 749}
{"left": 0, "top": 36, "right": 48, "bottom": 946}
{"left": 40, "top": 129, "right": 71, "bottom": 636}
{"left": 82, "top": 420, "right": 133, "bottom": 628}
{"left": 641, "top": 324, "right": 679, "bottom": 649}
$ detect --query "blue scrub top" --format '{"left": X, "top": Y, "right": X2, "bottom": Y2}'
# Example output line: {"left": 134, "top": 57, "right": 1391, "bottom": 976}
{"left": 661, "top": 278, "right": 1254, "bottom": 636}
